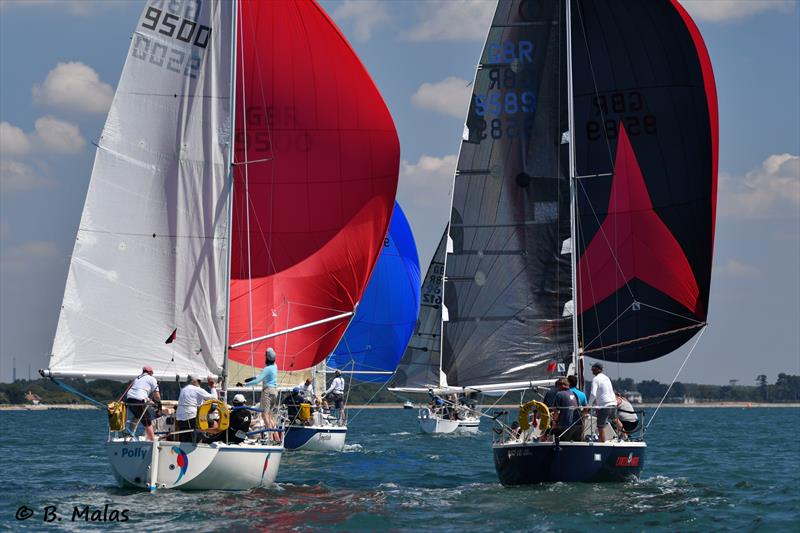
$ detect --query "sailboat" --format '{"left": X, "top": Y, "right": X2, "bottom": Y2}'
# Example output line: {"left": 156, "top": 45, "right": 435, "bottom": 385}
{"left": 435, "top": 0, "right": 716, "bottom": 484}
{"left": 390, "top": 229, "right": 482, "bottom": 434}
{"left": 328, "top": 202, "right": 421, "bottom": 380}
{"left": 41, "top": 0, "right": 398, "bottom": 490}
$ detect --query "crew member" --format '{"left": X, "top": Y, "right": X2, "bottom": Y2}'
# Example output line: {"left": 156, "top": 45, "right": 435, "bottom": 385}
{"left": 324, "top": 370, "right": 346, "bottom": 422}
{"left": 586, "top": 362, "right": 616, "bottom": 442}
{"left": 206, "top": 394, "right": 252, "bottom": 444}
{"left": 125, "top": 365, "right": 161, "bottom": 441}
{"left": 244, "top": 348, "right": 279, "bottom": 442}
{"left": 175, "top": 375, "right": 217, "bottom": 443}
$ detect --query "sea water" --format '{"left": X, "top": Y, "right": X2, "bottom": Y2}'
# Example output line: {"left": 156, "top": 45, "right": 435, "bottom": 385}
{"left": 1, "top": 407, "right": 798, "bottom": 531}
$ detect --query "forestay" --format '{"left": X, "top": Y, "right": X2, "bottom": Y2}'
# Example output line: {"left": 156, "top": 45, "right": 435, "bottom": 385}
{"left": 49, "top": 0, "right": 233, "bottom": 379}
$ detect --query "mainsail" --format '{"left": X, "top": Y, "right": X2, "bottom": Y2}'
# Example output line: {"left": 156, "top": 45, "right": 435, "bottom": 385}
{"left": 442, "top": 0, "right": 573, "bottom": 389}
{"left": 226, "top": 1, "right": 399, "bottom": 376}
{"left": 391, "top": 227, "right": 449, "bottom": 390}
{"left": 571, "top": 0, "right": 717, "bottom": 362}
{"left": 47, "top": 0, "right": 399, "bottom": 384}
{"left": 328, "top": 203, "right": 421, "bottom": 383}
{"left": 49, "top": 0, "right": 233, "bottom": 379}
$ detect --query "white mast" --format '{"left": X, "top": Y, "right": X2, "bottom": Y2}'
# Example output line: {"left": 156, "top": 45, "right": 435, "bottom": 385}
{"left": 221, "top": 0, "right": 239, "bottom": 400}
{"left": 565, "top": 0, "right": 581, "bottom": 384}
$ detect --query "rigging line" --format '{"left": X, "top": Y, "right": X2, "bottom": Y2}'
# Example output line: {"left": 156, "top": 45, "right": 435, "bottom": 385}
{"left": 576, "top": 178, "right": 637, "bottom": 301}
{"left": 581, "top": 302, "right": 634, "bottom": 349}
{"left": 583, "top": 322, "right": 706, "bottom": 354}
{"left": 236, "top": 5, "right": 257, "bottom": 375}
{"left": 245, "top": 3, "right": 278, "bottom": 272}
{"left": 646, "top": 326, "right": 706, "bottom": 430}
{"left": 575, "top": 1, "right": 616, "bottom": 174}
{"left": 346, "top": 379, "right": 391, "bottom": 425}
{"left": 233, "top": 157, "right": 273, "bottom": 165}
{"left": 637, "top": 301, "right": 705, "bottom": 324}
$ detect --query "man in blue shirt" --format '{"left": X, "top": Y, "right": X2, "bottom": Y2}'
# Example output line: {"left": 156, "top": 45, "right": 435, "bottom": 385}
{"left": 568, "top": 375, "right": 588, "bottom": 406}
{"left": 553, "top": 378, "right": 582, "bottom": 441}
{"left": 245, "top": 347, "right": 279, "bottom": 442}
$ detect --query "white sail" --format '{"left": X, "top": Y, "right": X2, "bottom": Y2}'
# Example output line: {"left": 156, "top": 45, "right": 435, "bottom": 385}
{"left": 49, "top": 0, "right": 233, "bottom": 380}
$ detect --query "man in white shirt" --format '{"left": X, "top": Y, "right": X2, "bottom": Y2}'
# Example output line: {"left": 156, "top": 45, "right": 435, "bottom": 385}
{"left": 175, "top": 375, "right": 217, "bottom": 442}
{"left": 586, "top": 362, "right": 616, "bottom": 442}
{"left": 125, "top": 365, "right": 161, "bottom": 441}
{"left": 298, "top": 377, "right": 315, "bottom": 401}
{"left": 324, "top": 370, "right": 346, "bottom": 422}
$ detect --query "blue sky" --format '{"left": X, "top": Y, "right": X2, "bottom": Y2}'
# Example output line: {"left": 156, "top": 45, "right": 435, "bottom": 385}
{"left": 0, "top": 0, "right": 798, "bottom": 386}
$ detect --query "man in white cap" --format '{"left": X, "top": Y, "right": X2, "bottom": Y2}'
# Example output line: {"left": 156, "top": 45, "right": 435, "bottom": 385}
{"left": 244, "top": 347, "right": 279, "bottom": 442}
{"left": 587, "top": 361, "right": 616, "bottom": 442}
{"left": 175, "top": 374, "right": 217, "bottom": 443}
{"left": 125, "top": 365, "right": 161, "bottom": 441}
{"left": 206, "top": 394, "right": 251, "bottom": 444}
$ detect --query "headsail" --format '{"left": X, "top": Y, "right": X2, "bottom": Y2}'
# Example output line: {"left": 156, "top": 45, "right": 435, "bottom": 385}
{"left": 227, "top": 0, "right": 399, "bottom": 376}
{"left": 328, "top": 203, "right": 421, "bottom": 383}
{"left": 442, "top": 0, "right": 573, "bottom": 389}
{"left": 48, "top": 0, "right": 233, "bottom": 380}
{"left": 571, "top": 0, "right": 717, "bottom": 362}
{"left": 391, "top": 227, "right": 449, "bottom": 391}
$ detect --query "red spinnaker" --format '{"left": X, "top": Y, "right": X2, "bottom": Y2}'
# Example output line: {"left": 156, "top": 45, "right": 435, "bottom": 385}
{"left": 228, "top": 0, "right": 399, "bottom": 371}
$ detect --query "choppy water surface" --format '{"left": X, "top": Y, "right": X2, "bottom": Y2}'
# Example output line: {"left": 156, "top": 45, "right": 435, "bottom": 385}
{"left": 1, "top": 407, "right": 798, "bottom": 531}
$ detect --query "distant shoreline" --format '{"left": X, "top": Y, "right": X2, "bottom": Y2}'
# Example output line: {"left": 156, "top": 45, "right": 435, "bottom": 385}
{"left": 2, "top": 402, "right": 798, "bottom": 411}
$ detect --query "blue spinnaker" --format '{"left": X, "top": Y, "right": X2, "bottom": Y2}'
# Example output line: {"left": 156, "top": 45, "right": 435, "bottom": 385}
{"left": 328, "top": 202, "right": 421, "bottom": 382}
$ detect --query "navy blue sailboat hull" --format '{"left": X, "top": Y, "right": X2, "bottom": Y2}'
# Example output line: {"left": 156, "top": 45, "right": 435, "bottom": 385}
{"left": 493, "top": 442, "right": 646, "bottom": 485}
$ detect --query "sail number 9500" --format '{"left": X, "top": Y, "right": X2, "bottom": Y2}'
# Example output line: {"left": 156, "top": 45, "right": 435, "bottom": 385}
{"left": 141, "top": 6, "right": 211, "bottom": 49}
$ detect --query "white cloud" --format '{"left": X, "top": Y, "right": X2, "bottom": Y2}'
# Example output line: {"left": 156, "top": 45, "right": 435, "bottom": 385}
{"left": 0, "top": 122, "right": 32, "bottom": 156}
{"left": 682, "top": 0, "right": 793, "bottom": 22}
{"left": 32, "top": 116, "right": 86, "bottom": 154}
{"left": 0, "top": 240, "right": 61, "bottom": 274}
{"left": 397, "top": 154, "right": 457, "bottom": 264}
{"left": 403, "top": 0, "right": 494, "bottom": 41}
{"left": 412, "top": 77, "right": 472, "bottom": 119}
{"left": 0, "top": 0, "right": 126, "bottom": 17}
{"left": 715, "top": 259, "right": 762, "bottom": 279}
{"left": 332, "top": 0, "right": 389, "bottom": 42}
{"left": 0, "top": 160, "right": 50, "bottom": 191}
{"left": 32, "top": 62, "right": 113, "bottom": 114}
{"left": 719, "top": 153, "right": 800, "bottom": 218}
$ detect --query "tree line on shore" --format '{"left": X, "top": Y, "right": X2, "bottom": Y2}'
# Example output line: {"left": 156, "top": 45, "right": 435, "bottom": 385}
{"left": 1, "top": 373, "right": 798, "bottom": 405}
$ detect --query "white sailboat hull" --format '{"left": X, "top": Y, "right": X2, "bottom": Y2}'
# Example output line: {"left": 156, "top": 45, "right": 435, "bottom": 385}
{"left": 107, "top": 439, "right": 282, "bottom": 491}
{"left": 418, "top": 408, "right": 460, "bottom": 434}
{"left": 283, "top": 425, "right": 347, "bottom": 451}
{"left": 457, "top": 416, "right": 480, "bottom": 432}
